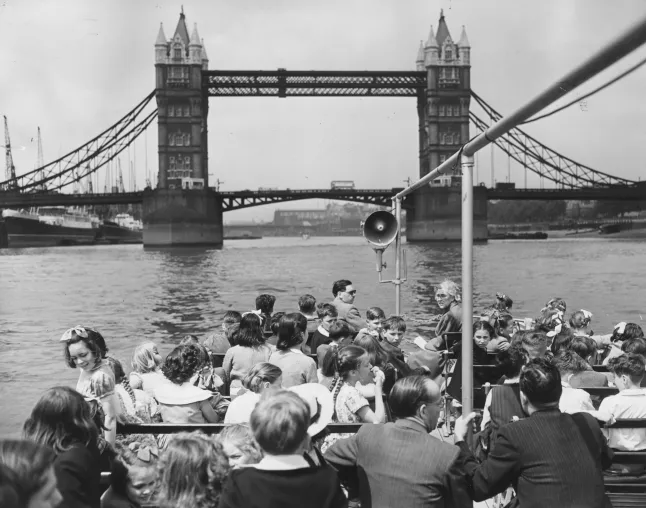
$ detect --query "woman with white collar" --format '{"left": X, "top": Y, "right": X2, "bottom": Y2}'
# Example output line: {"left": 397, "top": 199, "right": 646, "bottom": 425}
{"left": 154, "top": 344, "right": 219, "bottom": 447}
{"left": 218, "top": 389, "right": 346, "bottom": 508}
{"left": 269, "top": 314, "right": 317, "bottom": 388}
{"left": 224, "top": 362, "right": 283, "bottom": 424}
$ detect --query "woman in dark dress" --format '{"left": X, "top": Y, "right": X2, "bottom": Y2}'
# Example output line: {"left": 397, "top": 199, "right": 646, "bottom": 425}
{"left": 23, "top": 386, "right": 103, "bottom": 508}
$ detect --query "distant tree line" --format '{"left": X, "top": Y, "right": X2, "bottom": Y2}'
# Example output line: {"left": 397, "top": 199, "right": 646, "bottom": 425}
{"left": 488, "top": 200, "right": 566, "bottom": 224}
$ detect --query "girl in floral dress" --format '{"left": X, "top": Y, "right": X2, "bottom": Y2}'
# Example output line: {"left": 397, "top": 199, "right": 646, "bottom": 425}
{"left": 322, "top": 345, "right": 385, "bottom": 452}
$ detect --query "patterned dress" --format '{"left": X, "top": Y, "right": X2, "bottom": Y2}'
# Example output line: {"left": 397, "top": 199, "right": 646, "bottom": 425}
{"left": 321, "top": 382, "right": 369, "bottom": 452}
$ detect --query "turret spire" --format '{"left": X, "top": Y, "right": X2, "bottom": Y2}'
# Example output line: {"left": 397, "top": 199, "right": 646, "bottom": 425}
{"left": 189, "top": 23, "right": 201, "bottom": 46}
{"left": 155, "top": 23, "right": 167, "bottom": 46}
{"left": 435, "top": 10, "right": 452, "bottom": 47}
{"left": 201, "top": 39, "right": 209, "bottom": 61}
{"left": 425, "top": 25, "right": 438, "bottom": 48}
{"left": 416, "top": 41, "right": 425, "bottom": 62}
{"left": 457, "top": 25, "right": 470, "bottom": 48}
{"left": 173, "top": 9, "right": 190, "bottom": 46}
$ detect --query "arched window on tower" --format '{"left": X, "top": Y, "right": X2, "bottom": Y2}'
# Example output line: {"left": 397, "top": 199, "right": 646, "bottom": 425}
{"left": 439, "top": 105, "right": 445, "bottom": 117}
{"left": 444, "top": 46, "right": 453, "bottom": 61}
{"left": 173, "top": 46, "right": 182, "bottom": 60}
{"left": 169, "top": 156, "right": 176, "bottom": 170}
{"left": 184, "top": 105, "right": 190, "bottom": 117}
{"left": 168, "top": 105, "right": 175, "bottom": 117}
{"left": 184, "top": 156, "right": 191, "bottom": 170}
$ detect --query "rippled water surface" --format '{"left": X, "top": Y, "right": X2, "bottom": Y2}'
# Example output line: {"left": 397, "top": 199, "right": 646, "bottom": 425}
{"left": 1, "top": 236, "right": 643, "bottom": 436}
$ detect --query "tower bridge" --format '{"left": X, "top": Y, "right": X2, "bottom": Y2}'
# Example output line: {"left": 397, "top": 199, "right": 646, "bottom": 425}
{"left": 1, "top": 9, "right": 642, "bottom": 247}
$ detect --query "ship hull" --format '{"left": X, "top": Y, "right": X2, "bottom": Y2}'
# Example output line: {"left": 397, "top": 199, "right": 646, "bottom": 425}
{"left": 98, "top": 221, "right": 143, "bottom": 244}
{"left": 1, "top": 216, "right": 97, "bottom": 248}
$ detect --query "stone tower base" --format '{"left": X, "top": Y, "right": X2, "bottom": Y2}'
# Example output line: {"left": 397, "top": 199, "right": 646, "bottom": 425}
{"left": 406, "top": 185, "right": 488, "bottom": 242}
{"left": 142, "top": 188, "right": 223, "bottom": 248}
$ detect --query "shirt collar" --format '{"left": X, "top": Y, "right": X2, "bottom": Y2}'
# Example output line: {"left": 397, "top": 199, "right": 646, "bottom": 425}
{"left": 289, "top": 348, "right": 304, "bottom": 355}
{"left": 618, "top": 388, "right": 646, "bottom": 396}
{"left": 317, "top": 325, "right": 329, "bottom": 337}
{"left": 395, "top": 418, "right": 429, "bottom": 433}
{"left": 254, "top": 454, "right": 309, "bottom": 471}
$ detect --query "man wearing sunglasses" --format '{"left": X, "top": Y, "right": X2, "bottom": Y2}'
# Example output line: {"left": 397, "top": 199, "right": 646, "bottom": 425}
{"left": 331, "top": 279, "right": 363, "bottom": 334}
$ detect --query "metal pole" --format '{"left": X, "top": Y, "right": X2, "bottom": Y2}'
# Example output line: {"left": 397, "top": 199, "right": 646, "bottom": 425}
{"left": 394, "top": 197, "right": 402, "bottom": 315}
{"left": 461, "top": 153, "right": 475, "bottom": 416}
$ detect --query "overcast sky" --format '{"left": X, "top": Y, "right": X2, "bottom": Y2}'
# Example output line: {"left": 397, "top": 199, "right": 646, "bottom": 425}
{"left": 1, "top": 0, "right": 645, "bottom": 222}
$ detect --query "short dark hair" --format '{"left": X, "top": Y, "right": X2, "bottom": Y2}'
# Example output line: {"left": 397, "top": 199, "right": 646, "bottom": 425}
{"left": 608, "top": 353, "right": 646, "bottom": 384}
{"left": 298, "top": 295, "right": 317, "bottom": 314}
{"left": 63, "top": 334, "right": 105, "bottom": 369}
{"left": 328, "top": 320, "right": 352, "bottom": 341}
{"left": 388, "top": 376, "right": 439, "bottom": 418}
{"left": 622, "top": 338, "right": 646, "bottom": 356}
{"left": 366, "top": 307, "right": 386, "bottom": 321}
{"left": 550, "top": 327, "right": 575, "bottom": 355}
{"left": 332, "top": 279, "right": 352, "bottom": 297}
{"left": 552, "top": 350, "right": 589, "bottom": 375}
{"left": 569, "top": 337, "right": 597, "bottom": 361}
{"left": 521, "top": 332, "right": 549, "bottom": 354}
{"left": 255, "top": 294, "right": 276, "bottom": 314}
{"left": 316, "top": 303, "right": 338, "bottom": 319}
{"left": 251, "top": 391, "right": 309, "bottom": 454}
{"left": 519, "top": 358, "right": 562, "bottom": 407}
{"left": 624, "top": 323, "right": 645, "bottom": 341}
{"left": 382, "top": 316, "right": 406, "bottom": 333}
{"left": 495, "top": 344, "right": 528, "bottom": 379}
{"left": 162, "top": 344, "right": 201, "bottom": 385}
{"left": 223, "top": 311, "right": 242, "bottom": 326}
{"left": 234, "top": 313, "right": 266, "bottom": 348}
{"left": 276, "top": 314, "right": 305, "bottom": 351}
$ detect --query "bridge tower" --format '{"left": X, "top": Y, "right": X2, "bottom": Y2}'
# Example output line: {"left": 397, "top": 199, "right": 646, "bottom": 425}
{"left": 408, "top": 11, "right": 488, "bottom": 241}
{"left": 144, "top": 9, "right": 223, "bottom": 247}
{"left": 154, "top": 9, "right": 209, "bottom": 189}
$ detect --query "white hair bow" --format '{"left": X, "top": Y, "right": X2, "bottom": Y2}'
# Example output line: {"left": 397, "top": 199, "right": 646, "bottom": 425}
{"left": 581, "top": 309, "right": 593, "bottom": 320}
{"left": 615, "top": 322, "right": 627, "bottom": 335}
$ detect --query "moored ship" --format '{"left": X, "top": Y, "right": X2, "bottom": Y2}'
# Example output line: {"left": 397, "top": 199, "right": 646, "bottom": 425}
{"left": 98, "top": 213, "right": 143, "bottom": 244}
{"left": 1, "top": 207, "right": 99, "bottom": 247}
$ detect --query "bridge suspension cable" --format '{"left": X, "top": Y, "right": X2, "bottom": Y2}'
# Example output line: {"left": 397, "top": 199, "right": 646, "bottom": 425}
{"left": 522, "top": 55, "right": 646, "bottom": 125}
{"left": 470, "top": 91, "right": 635, "bottom": 188}
{"left": 0, "top": 91, "right": 157, "bottom": 193}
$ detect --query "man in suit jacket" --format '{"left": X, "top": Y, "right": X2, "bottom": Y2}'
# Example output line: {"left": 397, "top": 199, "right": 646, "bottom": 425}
{"left": 455, "top": 358, "right": 613, "bottom": 508}
{"left": 324, "top": 375, "right": 471, "bottom": 508}
{"left": 330, "top": 279, "right": 363, "bottom": 333}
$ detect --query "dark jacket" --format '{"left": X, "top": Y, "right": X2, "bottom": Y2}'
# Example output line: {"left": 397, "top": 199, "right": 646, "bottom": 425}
{"left": 459, "top": 409, "right": 613, "bottom": 508}
{"left": 325, "top": 419, "right": 471, "bottom": 508}
{"left": 55, "top": 444, "right": 102, "bottom": 508}
{"left": 218, "top": 465, "right": 346, "bottom": 508}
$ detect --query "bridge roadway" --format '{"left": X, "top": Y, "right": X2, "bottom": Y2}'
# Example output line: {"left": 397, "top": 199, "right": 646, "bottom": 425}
{"left": 0, "top": 185, "right": 644, "bottom": 210}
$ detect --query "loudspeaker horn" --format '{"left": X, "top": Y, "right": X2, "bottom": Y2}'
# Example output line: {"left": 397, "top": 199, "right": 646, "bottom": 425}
{"left": 362, "top": 210, "right": 398, "bottom": 272}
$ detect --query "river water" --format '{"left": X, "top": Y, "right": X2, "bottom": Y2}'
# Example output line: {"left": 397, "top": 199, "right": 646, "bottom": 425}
{"left": 0, "top": 236, "right": 643, "bottom": 436}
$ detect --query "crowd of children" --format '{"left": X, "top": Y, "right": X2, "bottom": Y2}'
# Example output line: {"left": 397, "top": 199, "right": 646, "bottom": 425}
{"left": 1, "top": 279, "right": 646, "bottom": 508}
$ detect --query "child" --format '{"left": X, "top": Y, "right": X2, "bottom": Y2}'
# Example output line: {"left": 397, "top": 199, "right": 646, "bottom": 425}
{"left": 223, "top": 314, "right": 273, "bottom": 396}
{"left": 218, "top": 424, "right": 263, "bottom": 468}
{"left": 203, "top": 311, "right": 242, "bottom": 361}
{"left": 157, "top": 432, "right": 230, "bottom": 508}
{"left": 219, "top": 391, "right": 347, "bottom": 508}
{"left": 309, "top": 303, "right": 338, "bottom": 355}
{"left": 322, "top": 346, "right": 386, "bottom": 452}
{"left": 354, "top": 306, "right": 386, "bottom": 342}
{"left": 316, "top": 321, "right": 354, "bottom": 370}
{"left": 129, "top": 342, "right": 166, "bottom": 398}
{"left": 298, "top": 294, "right": 319, "bottom": 347}
{"left": 102, "top": 437, "right": 158, "bottom": 508}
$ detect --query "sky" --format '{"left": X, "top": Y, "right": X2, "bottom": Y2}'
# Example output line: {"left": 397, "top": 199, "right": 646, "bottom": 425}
{"left": 1, "top": 0, "right": 645, "bottom": 222}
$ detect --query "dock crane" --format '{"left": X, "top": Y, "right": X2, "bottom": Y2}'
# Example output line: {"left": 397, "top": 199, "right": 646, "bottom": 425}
{"left": 3, "top": 116, "right": 17, "bottom": 191}
{"left": 117, "top": 159, "right": 125, "bottom": 193}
